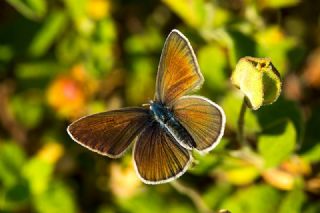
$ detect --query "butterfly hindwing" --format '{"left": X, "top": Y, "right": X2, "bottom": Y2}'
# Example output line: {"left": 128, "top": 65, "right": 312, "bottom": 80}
{"left": 173, "top": 96, "right": 226, "bottom": 152}
{"left": 155, "top": 30, "right": 204, "bottom": 105}
{"left": 67, "top": 29, "right": 226, "bottom": 185}
{"left": 133, "top": 122, "right": 191, "bottom": 184}
{"left": 67, "top": 107, "right": 150, "bottom": 158}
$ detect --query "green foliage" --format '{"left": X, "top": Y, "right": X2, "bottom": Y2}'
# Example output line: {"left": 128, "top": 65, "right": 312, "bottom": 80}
{"left": 0, "top": 0, "right": 319, "bottom": 212}
{"left": 198, "top": 44, "right": 228, "bottom": 93}
{"left": 28, "top": 11, "right": 67, "bottom": 57}
{"left": 0, "top": 143, "right": 26, "bottom": 187}
{"left": 221, "top": 91, "right": 261, "bottom": 134}
{"left": 258, "top": 121, "right": 296, "bottom": 168}
{"left": 279, "top": 188, "right": 305, "bottom": 213}
{"left": 222, "top": 185, "right": 281, "bottom": 213}
{"left": 33, "top": 181, "right": 77, "bottom": 213}
{"left": 6, "top": 0, "right": 47, "bottom": 20}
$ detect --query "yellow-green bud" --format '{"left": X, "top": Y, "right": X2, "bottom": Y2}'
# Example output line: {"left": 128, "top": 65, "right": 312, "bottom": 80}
{"left": 231, "top": 57, "right": 282, "bottom": 110}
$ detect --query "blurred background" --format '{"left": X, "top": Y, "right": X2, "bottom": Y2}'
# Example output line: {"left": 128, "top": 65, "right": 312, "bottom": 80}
{"left": 0, "top": 0, "right": 320, "bottom": 212}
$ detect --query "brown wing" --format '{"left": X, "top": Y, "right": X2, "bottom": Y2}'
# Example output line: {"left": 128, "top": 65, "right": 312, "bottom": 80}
{"left": 67, "top": 107, "right": 150, "bottom": 158}
{"left": 155, "top": 29, "right": 204, "bottom": 106}
{"left": 133, "top": 122, "right": 191, "bottom": 184}
{"left": 173, "top": 96, "right": 225, "bottom": 153}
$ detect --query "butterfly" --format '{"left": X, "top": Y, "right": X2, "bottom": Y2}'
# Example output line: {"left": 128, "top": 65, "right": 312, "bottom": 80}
{"left": 67, "top": 29, "right": 226, "bottom": 184}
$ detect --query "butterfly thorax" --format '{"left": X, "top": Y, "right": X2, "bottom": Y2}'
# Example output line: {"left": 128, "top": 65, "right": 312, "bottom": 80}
{"left": 149, "top": 101, "right": 196, "bottom": 149}
{"left": 149, "top": 101, "right": 173, "bottom": 124}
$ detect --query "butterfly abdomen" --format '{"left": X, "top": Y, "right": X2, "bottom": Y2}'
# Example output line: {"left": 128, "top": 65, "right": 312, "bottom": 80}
{"left": 149, "top": 101, "right": 196, "bottom": 149}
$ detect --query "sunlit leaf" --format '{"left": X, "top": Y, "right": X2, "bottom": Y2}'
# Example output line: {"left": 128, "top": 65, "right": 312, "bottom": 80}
{"left": 302, "top": 144, "right": 320, "bottom": 163}
{"left": 86, "top": 0, "right": 111, "bottom": 20}
{"left": 258, "top": 0, "right": 300, "bottom": 9}
{"left": 162, "top": 0, "right": 206, "bottom": 28}
{"left": 216, "top": 156, "right": 260, "bottom": 186}
{"left": 33, "top": 181, "right": 77, "bottom": 213}
{"left": 22, "top": 158, "right": 53, "bottom": 195}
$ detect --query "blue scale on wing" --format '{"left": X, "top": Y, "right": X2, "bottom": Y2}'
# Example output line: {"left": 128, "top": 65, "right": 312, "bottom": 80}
{"left": 150, "top": 101, "right": 196, "bottom": 149}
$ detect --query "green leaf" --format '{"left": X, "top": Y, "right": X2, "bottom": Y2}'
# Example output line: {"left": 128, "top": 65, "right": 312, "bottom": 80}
{"left": 0, "top": 142, "right": 26, "bottom": 187}
{"left": 10, "top": 93, "right": 44, "bottom": 129}
{"left": 124, "top": 29, "right": 162, "bottom": 54}
{"left": 203, "top": 182, "right": 232, "bottom": 210}
{"left": 190, "top": 151, "right": 221, "bottom": 175}
{"left": 6, "top": 0, "right": 47, "bottom": 20}
{"left": 29, "top": 11, "right": 67, "bottom": 57}
{"left": 221, "top": 184, "right": 281, "bottom": 213}
{"left": 220, "top": 91, "right": 261, "bottom": 134}
{"left": 304, "top": 202, "right": 320, "bottom": 213}
{"left": 255, "top": 26, "right": 297, "bottom": 75}
{"left": 22, "top": 158, "right": 53, "bottom": 195}
{"left": 162, "top": 0, "right": 206, "bottom": 28}
{"left": 279, "top": 188, "right": 305, "bottom": 213}
{"left": 256, "top": 97, "right": 303, "bottom": 145}
{"left": 1, "top": 182, "right": 29, "bottom": 211}
{"left": 258, "top": 121, "right": 296, "bottom": 168}
{"left": 16, "top": 61, "right": 62, "bottom": 80}
{"left": 301, "top": 106, "right": 320, "bottom": 156}
{"left": 126, "top": 57, "right": 155, "bottom": 105}
{"left": 0, "top": 45, "right": 14, "bottom": 62}
{"left": 217, "top": 155, "right": 260, "bottom": 185}
{"left": 117, "top": 189, "right": 165, "bottom": 213}
{"left": 259, "top": 0, "right": 300, "bottom": 9}
{"left": 198, "top": 44, "right": 228, "bottom": 93}
{"left": 225, "top": 30, "right": 256, "bottom": 68}
{"left": 302, "top": 144, "right": 320, "bottom": 163}
{"left": 33, "top": 181, "right": 77, "bottom": 213}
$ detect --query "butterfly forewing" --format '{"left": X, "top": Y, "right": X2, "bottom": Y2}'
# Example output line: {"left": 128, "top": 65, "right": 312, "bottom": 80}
{"left": 155, "top": 30, "right": 204, "bottom": 105}
{"left": 67, "top": 107, "right": 150, "bottom": 158}
{"left": 67, "top": 29, "right": 226, "bottom": 185}
{"left": 173, "top": 96, "right": 226, "bottom": 152}
{"left": 134, "top": 122, "right": 191, "bottom": 184}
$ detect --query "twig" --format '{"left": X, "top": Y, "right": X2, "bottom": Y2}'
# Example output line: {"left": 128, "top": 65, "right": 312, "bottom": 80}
{"left": 237, "top": 98, "right": 248, "bottom": 147}
{"left": 170, "top": 180, "right": 213, "bottom": 213}
{"left": 0, "top": 82, "right": 27, "bottom": 146}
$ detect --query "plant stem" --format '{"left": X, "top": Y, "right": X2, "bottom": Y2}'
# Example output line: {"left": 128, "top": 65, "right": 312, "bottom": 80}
{"left": 237, "top": 97, "right": 248, "bottom": 147}
{"left": 170, "top": 181, "right": 213, "bottom": 213}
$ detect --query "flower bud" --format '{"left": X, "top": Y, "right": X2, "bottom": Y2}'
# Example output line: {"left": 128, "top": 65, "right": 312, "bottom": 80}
{"left": 231, "top": 57, "right": 282, "bottom": 110}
